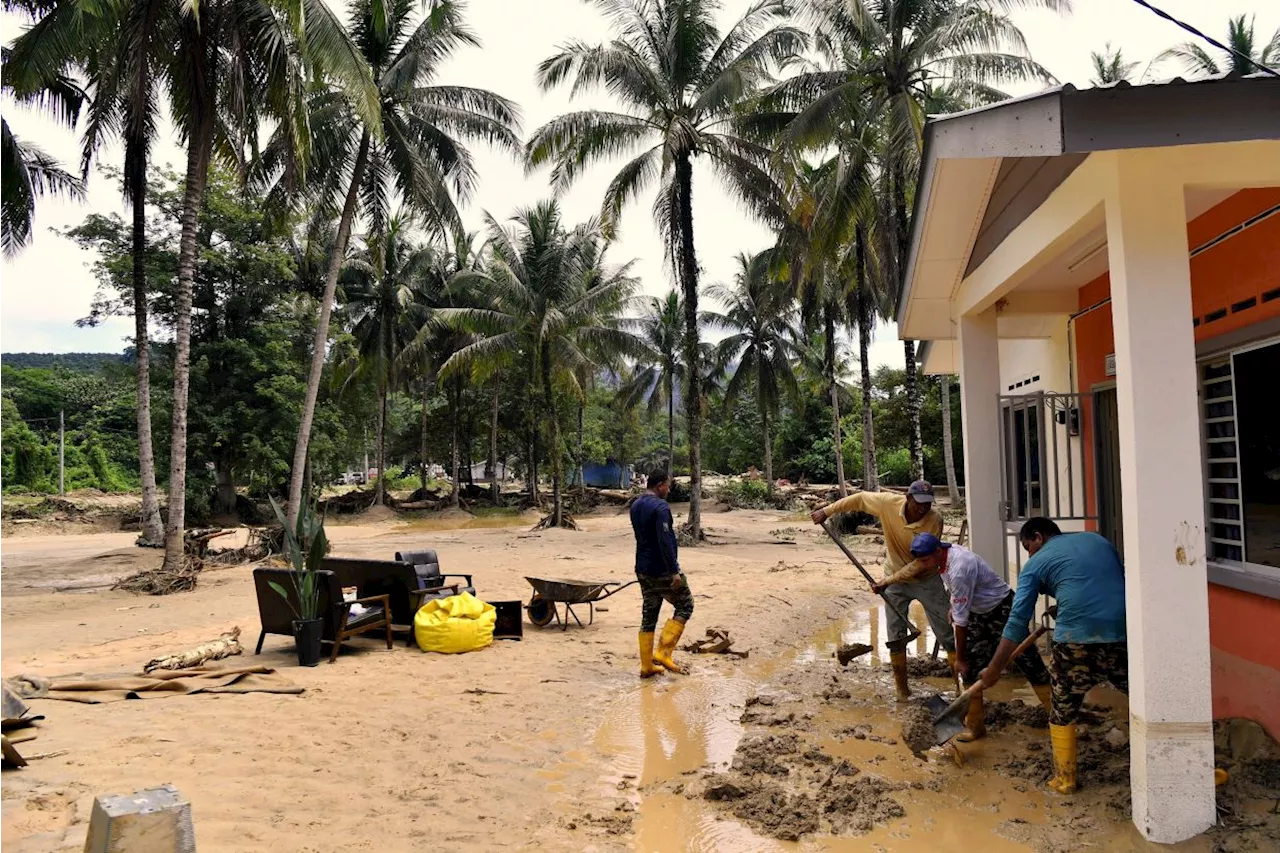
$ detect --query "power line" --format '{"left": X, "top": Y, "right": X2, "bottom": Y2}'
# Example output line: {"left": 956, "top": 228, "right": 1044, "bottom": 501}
{"left": 1127, "top": 0, "right": 1280, "bottom": 78}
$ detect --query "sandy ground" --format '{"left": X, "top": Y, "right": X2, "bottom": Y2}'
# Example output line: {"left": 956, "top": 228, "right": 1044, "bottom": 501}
{"left": 2, "top": 505, "right": 1277, "bottom": 852}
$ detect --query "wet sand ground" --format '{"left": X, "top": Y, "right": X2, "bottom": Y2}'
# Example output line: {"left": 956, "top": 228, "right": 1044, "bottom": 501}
{"left": 2, "top": 506, "right": 1276, "bottom": 852}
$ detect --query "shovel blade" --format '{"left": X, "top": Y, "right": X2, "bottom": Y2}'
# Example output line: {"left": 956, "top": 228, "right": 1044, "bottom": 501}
{"left": 835, "top": 643, "right": 874, "bottom": 666}
{"left": 926, "top": 693, "right": 969, "bottom": 745}
{"left": 884, "top": 630, "right": 922, "bottom": 654}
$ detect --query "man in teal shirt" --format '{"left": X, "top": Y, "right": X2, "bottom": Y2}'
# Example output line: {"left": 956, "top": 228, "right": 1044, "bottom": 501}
{"left": 979, "top": 517, "right": 1127, "bottom": 795}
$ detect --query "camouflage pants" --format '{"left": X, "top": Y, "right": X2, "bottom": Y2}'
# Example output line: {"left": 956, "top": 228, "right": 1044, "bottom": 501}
{"left": 638, "top": 573, "right": 695, "bottom": 632}
{"left": 961, "top": 591, "right": 1051, "bottom": 687}
{"left": 1050, "top": 641, "right": 1129, "bottom": 725}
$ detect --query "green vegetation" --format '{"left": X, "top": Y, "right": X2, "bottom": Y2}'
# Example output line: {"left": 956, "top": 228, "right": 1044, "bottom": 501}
{"left": 5, "top": 0, "right": 1102, "bottom": 544}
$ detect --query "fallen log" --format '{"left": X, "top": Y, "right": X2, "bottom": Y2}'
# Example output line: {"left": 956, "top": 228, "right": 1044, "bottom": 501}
{"left": 143, "top": 627, "right": 243, "bottom": 673}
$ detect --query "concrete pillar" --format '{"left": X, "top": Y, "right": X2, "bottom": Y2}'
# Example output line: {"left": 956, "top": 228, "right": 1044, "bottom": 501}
{"left": 957, "top": 308, "right": 1003, "bottom": 571}
{"left": 1104, "top": 150, "right": 1215, "bottom": 843}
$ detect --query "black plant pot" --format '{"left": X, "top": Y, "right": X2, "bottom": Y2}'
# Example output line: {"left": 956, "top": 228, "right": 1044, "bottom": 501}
{"left": 292, "top": 618, "right": 323, "bottom": 667}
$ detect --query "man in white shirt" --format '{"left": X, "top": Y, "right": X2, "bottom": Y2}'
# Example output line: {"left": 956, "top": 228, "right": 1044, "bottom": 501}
{"left": 888, "top": 533, "right": 1051, "bottom": 742}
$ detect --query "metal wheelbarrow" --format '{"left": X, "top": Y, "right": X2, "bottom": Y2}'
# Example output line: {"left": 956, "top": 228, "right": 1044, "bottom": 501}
{"left": 524, "top": 577, "right": 639, "bottom": 630}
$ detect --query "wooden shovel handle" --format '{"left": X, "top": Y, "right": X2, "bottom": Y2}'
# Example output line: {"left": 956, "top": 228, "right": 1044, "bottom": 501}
{"left": 937, "top": 623, "right": 1050, "bottom": 721}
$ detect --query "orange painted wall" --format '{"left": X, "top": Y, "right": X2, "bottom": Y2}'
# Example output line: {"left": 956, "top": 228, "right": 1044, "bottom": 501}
{"left": 1070, "top": 189, "right": 1280, "bottom": 738}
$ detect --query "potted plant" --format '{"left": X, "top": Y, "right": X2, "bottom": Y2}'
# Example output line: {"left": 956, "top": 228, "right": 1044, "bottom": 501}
{"left": 267, "top": 496, "right": 328, "bottom": 666}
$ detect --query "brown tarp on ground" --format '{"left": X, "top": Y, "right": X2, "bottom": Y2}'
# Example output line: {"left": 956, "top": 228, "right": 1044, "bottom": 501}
{"left": 40, "top": 665, "right": 304, "bottom": 704}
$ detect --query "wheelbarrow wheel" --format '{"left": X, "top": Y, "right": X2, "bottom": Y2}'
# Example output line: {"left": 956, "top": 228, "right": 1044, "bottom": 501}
{"left": 527, "top": 594, "right": 555, "bottom": 627}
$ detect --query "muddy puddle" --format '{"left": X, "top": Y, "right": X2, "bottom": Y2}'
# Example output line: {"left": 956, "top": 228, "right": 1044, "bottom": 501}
{"left": 588, "top": 603, "right": 1237, "bottom": 853}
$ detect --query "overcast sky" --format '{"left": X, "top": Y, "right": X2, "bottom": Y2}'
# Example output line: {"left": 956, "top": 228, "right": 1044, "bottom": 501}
{"left": 2, "top": 0, "right": 1276, "bottom": 362}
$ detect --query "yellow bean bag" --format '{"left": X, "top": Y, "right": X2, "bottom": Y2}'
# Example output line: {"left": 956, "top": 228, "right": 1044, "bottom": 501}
{"left": 414, "top": 592, "right": 496, "bottom": 654}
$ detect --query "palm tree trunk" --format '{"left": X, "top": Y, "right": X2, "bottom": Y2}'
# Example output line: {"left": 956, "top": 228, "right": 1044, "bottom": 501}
{"left": 373, "top": 383, "right": 387, "bottom": 506}
{"left": 450, "top": 378, "right": 461, "bottom": 509}
{"left": 576, "top": 398, "right": 585, "bottom": 490}
{"left": 858, "top": 313, "right": 878, "bottom": 491}
{"left": 489, "top": 382, "right": 500, "bottom": 505}
{"left": 855, "top": 229, "right": 878, "bottom": 492}
{"left": 675, "top": 152, "right": 702, "bottom": 538}
{"left": 891, "top": 158, "right": 924, "bottom": 482}
{"left": 666, "top": 374, "right": 675, "bottom": 479}
{"left": 419, "top": 379, "right": 429, "bottom": 492}
{"left": 904, "top": 340, "right": 923, "bottom": 479}
{"left": 527, "top": 429, "right": 537, "bottom": 505}
{"left": 160, "top": 110, "right": 214, "bottom": 574}
{"left": 941, "top": 374, "right": 962, "bottom": 510}
{"left": 131, "top": 178, "right": 164, "bottom": 546}
{"left": 761, "top": 401, "right": 773, "bottom": 495}
{"left": 541, "top": 349, "right": 562, "bottom": 527}
{"left": 286, "top": 130, "right": 372, "bottom": 529}
{"left": 825, "top": 307, "right": 846, "bottom": 497}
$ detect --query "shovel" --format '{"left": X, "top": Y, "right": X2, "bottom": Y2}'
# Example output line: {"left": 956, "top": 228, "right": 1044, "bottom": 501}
{"left": 930, "top": 620, "right": 1051, "bottom": 746}
{"left": 820, "top": 520, "right": 922, "bottom": 657}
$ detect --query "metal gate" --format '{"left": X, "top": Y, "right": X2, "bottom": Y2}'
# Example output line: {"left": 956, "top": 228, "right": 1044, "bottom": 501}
{"left": 997, "top": 392, "right": 1101, "bottom": 579}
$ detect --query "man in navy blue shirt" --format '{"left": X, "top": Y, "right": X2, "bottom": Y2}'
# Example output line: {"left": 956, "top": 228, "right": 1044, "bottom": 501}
{"left": 630, "top": 471, "right": 694, "bottom": 677}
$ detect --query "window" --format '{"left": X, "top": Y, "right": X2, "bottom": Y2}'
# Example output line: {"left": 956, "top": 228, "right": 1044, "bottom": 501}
{"left": 1201, "top": 338, "right": 1280, "bottom": 580}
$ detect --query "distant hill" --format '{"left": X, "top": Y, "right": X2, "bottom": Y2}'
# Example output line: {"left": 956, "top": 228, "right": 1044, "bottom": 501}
{"left": 0, "top": 352, "right": 128, "bottom": 371}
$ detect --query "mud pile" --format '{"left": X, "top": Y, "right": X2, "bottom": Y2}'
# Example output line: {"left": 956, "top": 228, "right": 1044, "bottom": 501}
{"left": 700, "top": 769, "right": 908, "bottom": 842}
{"left": 1210, "top": 718, "right": 1280, "bottom": 851}
{"left": 877, "top": 656, "right": 954, "bottom": 678}
{"left": 697, "top": 719, "right": 911, "bottom": 841}
{"left": 900, "top": 704, "right": 937, "bottom": 754}
{"left": 985, "top": 698, "right": 1049, "bottom": 730}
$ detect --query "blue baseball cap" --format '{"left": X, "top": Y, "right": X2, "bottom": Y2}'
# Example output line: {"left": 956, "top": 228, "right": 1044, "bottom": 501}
{"left": 906, "top": 480, "right": 935, "bottom": 503}
{"left": 910, "top": 532, "right": 951, "bottom": 557}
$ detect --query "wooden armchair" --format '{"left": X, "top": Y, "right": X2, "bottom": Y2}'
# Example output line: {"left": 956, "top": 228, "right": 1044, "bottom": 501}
{"left": 252, "top": 568, "right": 393, "bottom": 663}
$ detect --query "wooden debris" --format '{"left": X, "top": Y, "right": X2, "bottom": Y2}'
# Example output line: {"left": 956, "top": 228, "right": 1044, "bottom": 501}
{"left": 23, "top": 749, "right": 68, "bottom": 761}
{"left": 463, "top": 688, "right": 508, "bottom": 696}
{"left": 114, "top": 528, "right": 235, "bottom": 594}
{"left": 681, "top": 627, "right": 750, "bottom": 659}
{"left": 143, "top": 627, "right": 243, "bottom": 673}
{"left": 531, "top": 513, "right": 579, "bottom": 531}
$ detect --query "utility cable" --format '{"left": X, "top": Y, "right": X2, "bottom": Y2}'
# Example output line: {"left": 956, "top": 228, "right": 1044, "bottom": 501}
{"left": 1127, "top": 0, "right": 1280, "bottom": 78}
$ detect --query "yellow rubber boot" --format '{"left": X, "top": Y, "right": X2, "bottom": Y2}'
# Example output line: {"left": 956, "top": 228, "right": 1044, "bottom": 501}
{"left": 1047, "top": 723, "right": 1078, "bottom": 794}
{"left": 638, "top": 632, "right": 663, "bottom": 679}
{"left": 654, "top": 619, "right": 688, "bottom": 674}
{"left": 890, "top": 651, "right": 911, "bottom": 702}
{"left": 955, "top": 693, "right": 987, "bottom": 743}
{"left": 946, "top": 650, "right": 962, "bottom": 692}
{"left": 1033, "top": 683, "right": 1053, "bottom": 713}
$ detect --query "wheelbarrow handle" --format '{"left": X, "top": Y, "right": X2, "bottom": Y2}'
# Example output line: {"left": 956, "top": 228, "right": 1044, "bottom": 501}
{"left": 599, "top": 579, "right": 640, "bottom": 598}
{"left": 820, "top": 520, "right": 919, "bottom": 635}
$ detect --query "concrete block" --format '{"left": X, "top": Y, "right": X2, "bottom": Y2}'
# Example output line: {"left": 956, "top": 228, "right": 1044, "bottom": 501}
{"left": 83, "top": 785, "right": 194, "bottom": 853}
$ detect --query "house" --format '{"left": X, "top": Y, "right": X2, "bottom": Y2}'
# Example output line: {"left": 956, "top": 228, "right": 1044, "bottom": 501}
{"left": 897, "top": 73, "right": 1280, "bottom": 843}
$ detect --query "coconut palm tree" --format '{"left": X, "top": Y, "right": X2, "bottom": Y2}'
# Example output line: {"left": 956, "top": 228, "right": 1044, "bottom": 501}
{"left": 1157, "top": 14, "right": 1279, "bottom": 78}
{"left": 707, "top": 250, "right": 798, "bottom": 492}
{"left": 1, "top": 41, "right": 85, "bottom": 256}
{"left": 569, "top": 230, "right": 638, "bottom": 491}
{"left": 437, "top": 201, "right": 643, "bottom": 528}
{"left": 8, "top": 0, "right": 379, "bottom": 568}
{"left": 262, "top": 0, "right": 522, "bottom": 528}
{"left": 1089, "top": 42, "right": 1138, "bottom": 86}
{"left": 790, "top": 0, "right": 1061, "bottom": 480}
{"left": 526, "top": 0, "right": 805, "bottom": 539}
{"left": 618, "top": 291, "right": 684, "bottom": 478}
{"left": 338, "top": 216, "right": 434, "bottom": 506}
{"left": 17, "top": 0, "right": 186, "bottom": 545}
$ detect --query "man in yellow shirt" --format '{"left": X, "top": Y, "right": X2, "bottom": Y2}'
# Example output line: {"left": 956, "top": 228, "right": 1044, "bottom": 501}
{"left": 811, "top": 480, "right": 956, "bottom": 701}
